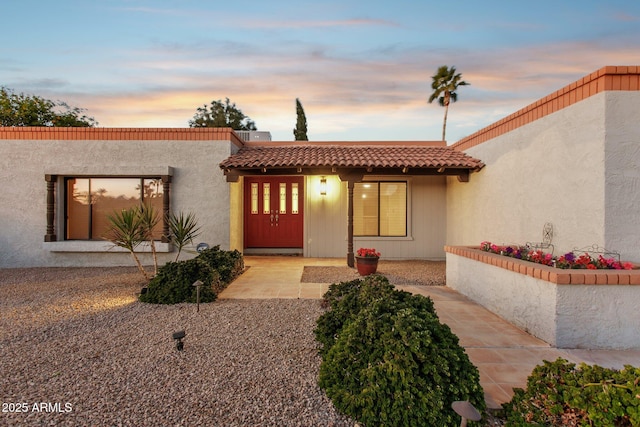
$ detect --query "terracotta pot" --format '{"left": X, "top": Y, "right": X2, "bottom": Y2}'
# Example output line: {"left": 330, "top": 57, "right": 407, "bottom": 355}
{"left": 355, "top": 256, "right": 379, "bottom": 276}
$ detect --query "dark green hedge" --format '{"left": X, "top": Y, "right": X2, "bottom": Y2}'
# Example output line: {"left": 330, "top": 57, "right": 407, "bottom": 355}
{"left": 316, "top": 275, "right": 485, "bottom": 426}
{"left": 139, "top": 246, "right": 244, "bottom": 304}
{"left": 196, "top": 245, "right": 244, "bottom": 288}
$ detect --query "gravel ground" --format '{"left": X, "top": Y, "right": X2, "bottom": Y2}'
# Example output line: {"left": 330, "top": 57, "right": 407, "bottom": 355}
{"left": 301, "top": 260, "right": 446, "bottom": 286}
{"left": 0, "top": 267, "right": 354, "bottom": 426}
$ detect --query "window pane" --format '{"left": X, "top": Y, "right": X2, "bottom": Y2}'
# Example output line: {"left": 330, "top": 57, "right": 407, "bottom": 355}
{"left": 380, "top": 183, "right": 406, "bottom": 236}
{"left": 291, "top": 183, "right": 299, "bottom": 214}
{"left": 67, "top": 178, "right": 90, "bottom": 239}
{"left": 263, "top": 183, "right": 270, "bottom": 214}
{"left": 251, "top": 183, "right": 258, "bottom": 214}
{"left": 66, "top": 177, "right": 164, "bottom": 241}
{"left": 354, "top": 181, "right": 407, "bottom": 237}
{"left": 143, "top": 179, "right": 164, "bottom": 240}
{"left": 92, "top": 178, "right": 141, "bottom": 240}
{"left": 142, "top": 178, "right": 163, "bottom": 200}
{"left": 279, "top": 183, "right": 286, "bottom": 214}
{"left": 354, "top": 183, "right": 379, "bottom": 236}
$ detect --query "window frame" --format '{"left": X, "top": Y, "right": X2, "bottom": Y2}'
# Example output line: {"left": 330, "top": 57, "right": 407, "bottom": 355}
{"left": 63, "top": 176, "right": 166, "bottom": 241}
{"left": 44, "top": 173, "right": 173, "bottom": 252}
{"left": 353, "top": 179, "right": 409, "bottom": 238}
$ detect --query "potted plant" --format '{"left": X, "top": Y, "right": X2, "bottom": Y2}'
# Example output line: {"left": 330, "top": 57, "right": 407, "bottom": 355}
{"left": 355, "top": 248, "right": 381, "bottom": 276}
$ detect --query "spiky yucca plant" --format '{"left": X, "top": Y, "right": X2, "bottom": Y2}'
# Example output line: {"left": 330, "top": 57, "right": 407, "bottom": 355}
{"left": 105, "top": 207, "right": 149, "bottom": 280}
{"left": 166, "top": 211, "right": 202, "bottom": 261}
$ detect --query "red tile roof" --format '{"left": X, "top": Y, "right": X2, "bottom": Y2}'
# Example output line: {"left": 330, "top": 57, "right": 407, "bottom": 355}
{"left": 220, "top": 145, "right": 484, "bottom": 171}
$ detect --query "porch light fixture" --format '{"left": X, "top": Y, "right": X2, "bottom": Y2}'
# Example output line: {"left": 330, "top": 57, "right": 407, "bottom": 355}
{"left": 320, "top": 177, "right": 327, "bottom": 196}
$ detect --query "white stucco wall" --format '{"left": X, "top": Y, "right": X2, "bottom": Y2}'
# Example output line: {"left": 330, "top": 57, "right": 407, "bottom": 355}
{"left": 556, "top": 284, "right": 640, "bottom": 349}
{"left": 446, "top": 253, "right": 558, "bottom": 344}
{"left": 603, "top": 92, "right": 640, "bottom": 261}
{"left": 0, "top": 138, "right": 233, "bottom": 268}
{"left": 447, "top": 252, "right": 640, "bottom": 349}
{"left": 304, "top": 175, "right": 447, "bottom": 260}
{"left": 447, "top": 91, "right": 640, "bottom": 263}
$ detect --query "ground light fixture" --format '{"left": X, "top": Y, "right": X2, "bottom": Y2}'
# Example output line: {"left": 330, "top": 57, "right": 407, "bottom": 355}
{"left": 320, "top": 177, "right": 327, "bottom": 196}
{"left": 172, "top": 330, "right": 186, "bottom": 351}
{"left": 452, "top": 401, "right": 481, "bottom": 427}
{"left": 192, "top": 280, "right": 203, "bottom": 312}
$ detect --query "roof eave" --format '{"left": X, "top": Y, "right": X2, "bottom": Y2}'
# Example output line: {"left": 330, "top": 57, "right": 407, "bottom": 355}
{"left": 221, "top": 165, "right": 479, "bottom": 182}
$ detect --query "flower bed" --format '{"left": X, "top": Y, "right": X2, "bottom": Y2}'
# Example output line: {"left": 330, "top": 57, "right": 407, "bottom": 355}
{"left": 445, "top": 245, "right": 640, "bottom": 349}
{"left": 480, "top": 241, "right": 633, "bottom": 270}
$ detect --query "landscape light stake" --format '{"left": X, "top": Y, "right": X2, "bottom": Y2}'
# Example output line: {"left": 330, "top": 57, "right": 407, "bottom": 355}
{"left": 192, "top": 280, "right": 203, "bottom": 312}
{"left": 452, "top": 401, "right": 481, "bottom": 427}
{"left": 172, "top": 330, "right": 186, "bottom": 351}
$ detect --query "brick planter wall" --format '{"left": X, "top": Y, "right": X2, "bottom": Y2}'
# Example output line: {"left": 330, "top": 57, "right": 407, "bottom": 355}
{"left": 444, "top": 246, "right": 640, "bottom": 349}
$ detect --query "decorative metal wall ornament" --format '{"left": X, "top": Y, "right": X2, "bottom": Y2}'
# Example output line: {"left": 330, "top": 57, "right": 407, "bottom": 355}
{"left": 572, "top": 244, "right": 621, "bottom": 263}
{"left": 526, "top": 222, "right": 554, "bottom": 254}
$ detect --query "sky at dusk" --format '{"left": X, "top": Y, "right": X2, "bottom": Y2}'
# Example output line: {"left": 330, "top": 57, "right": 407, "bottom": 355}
{"left": 2, "top": 0, "right": 640, "bottom": 143}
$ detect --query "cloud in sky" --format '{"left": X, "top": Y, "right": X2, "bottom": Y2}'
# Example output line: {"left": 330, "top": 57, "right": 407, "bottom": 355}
{"left": 237, "top": 18, "right": 401, "bottom": 30}
{"left": 2, "top": 1, "right": 640, "bottom": 142}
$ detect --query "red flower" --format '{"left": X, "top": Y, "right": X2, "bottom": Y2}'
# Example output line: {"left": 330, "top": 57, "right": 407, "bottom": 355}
{"left": 357, "top": 248, "right": 381, "bottom": 258}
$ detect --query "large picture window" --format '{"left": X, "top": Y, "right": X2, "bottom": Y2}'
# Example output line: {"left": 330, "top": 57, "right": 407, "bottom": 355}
{"left": 354, "top": 181, "right": 407, "bottom": 237}
{"left": 65, "top": 177, "right": 164, "bottom": 240}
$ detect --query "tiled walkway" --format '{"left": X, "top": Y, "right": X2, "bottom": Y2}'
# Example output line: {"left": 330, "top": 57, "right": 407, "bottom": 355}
{"left": 219, "top": 256, "right": 640, "bottom": 409}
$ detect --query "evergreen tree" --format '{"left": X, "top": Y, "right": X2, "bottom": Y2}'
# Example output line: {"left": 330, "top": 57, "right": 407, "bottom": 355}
{"left": 293, "top": 98, "right": 308, "bottom": 141}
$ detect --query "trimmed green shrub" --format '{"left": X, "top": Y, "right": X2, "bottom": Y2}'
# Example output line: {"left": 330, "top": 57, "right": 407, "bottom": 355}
{"left": 139, "top": 257, "right": 219, "bottom": 304}
{"left": 316, "top": 276, "right": 485, "bottom": 426}
{"left": 315, "top": 275, "right": 436, "bottom": 356}
{"left": 196, "top": 245, "right": 244, "bottom": 287}
{"left": 139, "top": 246, "right": 244, "bottom": 304}
{"left": 502, "top": 358, "right": 640, "bottom": 426}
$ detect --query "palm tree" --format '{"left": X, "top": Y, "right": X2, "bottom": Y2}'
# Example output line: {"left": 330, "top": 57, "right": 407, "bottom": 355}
{"left": 428, "top": 65, "right": 469, "bottom": 141}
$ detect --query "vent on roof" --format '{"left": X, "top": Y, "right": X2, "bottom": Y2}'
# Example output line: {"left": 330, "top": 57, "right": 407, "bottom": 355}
{"left": 236, "top": 131, "right": 272, "bottom": 142}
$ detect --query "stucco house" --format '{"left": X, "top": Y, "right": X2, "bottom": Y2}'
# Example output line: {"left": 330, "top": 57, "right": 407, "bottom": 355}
{"left": 1, "top": 66, "right": 639, "bottom": 270}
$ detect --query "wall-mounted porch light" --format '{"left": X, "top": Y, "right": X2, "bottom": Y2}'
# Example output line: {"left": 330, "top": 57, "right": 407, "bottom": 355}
{"left": 320, "top": 177, "right": 327, "bottom": 196}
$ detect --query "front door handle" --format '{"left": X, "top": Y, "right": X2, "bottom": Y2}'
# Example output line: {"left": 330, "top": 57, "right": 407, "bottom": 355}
{"left": 275, "top": 210, "right": 279, "bottom": 226}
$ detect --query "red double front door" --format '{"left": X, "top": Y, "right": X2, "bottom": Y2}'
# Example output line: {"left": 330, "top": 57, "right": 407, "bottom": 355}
{"left": 244, "top": 177, "right": 304, "bottom": 248}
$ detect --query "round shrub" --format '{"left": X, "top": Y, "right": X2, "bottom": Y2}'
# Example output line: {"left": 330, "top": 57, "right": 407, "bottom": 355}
{"left": 317, "top": 291, "right": 485, "bottom": 426}
{"left": 139, "top": 258, "right": 219, "bottom": 304}
{"left": 315, "top": 275, "right": 436, "bottom": 356}
{"left": 502, "top": 358, "right": 640, "bottom": 426}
